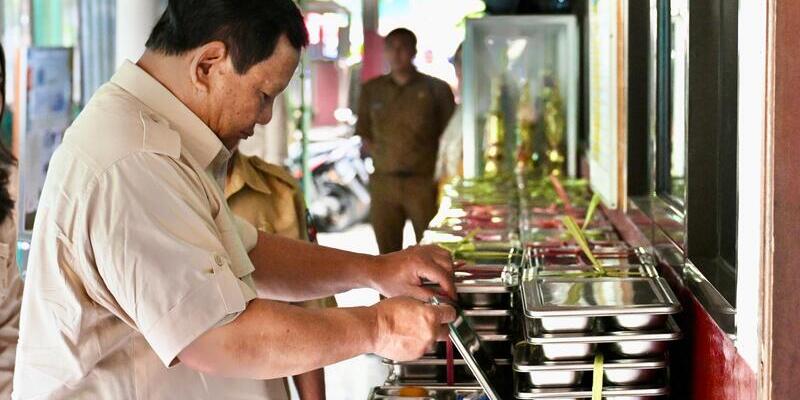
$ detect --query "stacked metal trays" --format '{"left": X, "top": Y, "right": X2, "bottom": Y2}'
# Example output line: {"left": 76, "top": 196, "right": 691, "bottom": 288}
{"left": 514, "top": 384, "right": 669, "bottom": 399}
{"left": 368, "top": 385, "right": 486, "bottom": 400}
{"left": 389, "top": 250, "right": 520, "bottom": 386}
{"left": 383, "top": 189, "right": 521, "bottom": 391}
{"left": 513, "top": 343, "right": 667, "bottom": 388}
{"left": 514, "top": 217, "right": 680, "bottom": 399}
{"left": 383, "top": 358, "right": 513, "bottom": 386}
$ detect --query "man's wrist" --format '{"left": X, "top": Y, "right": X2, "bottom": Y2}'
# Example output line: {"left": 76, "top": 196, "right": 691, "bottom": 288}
{"left": 353, "top": 305, "right": 380, "bottom": 355}
{"left": 356, "top": 253, "right": 384, "bottom": 292}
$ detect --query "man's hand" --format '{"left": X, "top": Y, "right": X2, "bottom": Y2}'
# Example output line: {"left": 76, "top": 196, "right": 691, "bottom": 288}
{"left": 367, "top": 245, "right": 456, "bottom": 301}
{"left": 372, "top": 297, "right": 456, "bottom": 362}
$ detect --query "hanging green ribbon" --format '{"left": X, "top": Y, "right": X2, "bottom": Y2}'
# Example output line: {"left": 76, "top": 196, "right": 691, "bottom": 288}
{"left": 582, "top": 193, "right": 603, "bottom": 231}
{"left": 592, "top": 352, "right": 604, "bottom": 400}
{"left": 437, "top": 229, "right": 510, "bottom": 260}
{"left": 562, "top": 216, "right": 606, "bottom": 275}
{"left": 436, "top": 229, "right": 481, "bottom": 252}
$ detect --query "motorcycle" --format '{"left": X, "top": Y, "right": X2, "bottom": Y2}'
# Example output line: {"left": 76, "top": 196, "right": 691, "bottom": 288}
{"left": 288, "top": 135, "right": 372, "bottom": 232}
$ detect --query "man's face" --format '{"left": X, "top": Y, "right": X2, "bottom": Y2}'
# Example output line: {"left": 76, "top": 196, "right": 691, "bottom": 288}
{"left": 205, "top": 34, "right": 300, "bottom": 150}
{"left": 384, "top": 36, "right": 415, "bottom": 73}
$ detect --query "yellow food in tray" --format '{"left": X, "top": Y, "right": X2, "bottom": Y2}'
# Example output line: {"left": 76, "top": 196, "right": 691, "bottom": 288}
{"left": 396, "top": 386, "right": 429, "bottom": 396}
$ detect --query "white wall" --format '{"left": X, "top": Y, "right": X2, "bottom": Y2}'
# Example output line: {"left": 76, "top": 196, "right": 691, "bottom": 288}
{"left": 114, "top": 0, "right": 164, "bottom": 66}
{"left": 735, "top": 0, "right": 768, "bottom": 373}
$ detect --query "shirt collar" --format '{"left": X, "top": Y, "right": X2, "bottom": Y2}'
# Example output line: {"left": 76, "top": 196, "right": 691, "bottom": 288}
{"left": 225, "top": 152, "right": 273, "bottom": 199}
{"left": 110, "top": 60, "right": 229, "bottom": 171}
{"left": 387, "top": 68, "right": 422, "bottom": 87}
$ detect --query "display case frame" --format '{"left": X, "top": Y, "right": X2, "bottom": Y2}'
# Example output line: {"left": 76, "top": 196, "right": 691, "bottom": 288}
{"left": 462, "top": 15, "right": 579, "bottom": 179}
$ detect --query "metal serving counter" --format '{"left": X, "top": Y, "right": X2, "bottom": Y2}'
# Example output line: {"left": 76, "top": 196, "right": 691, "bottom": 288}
{"left": 368, "top": 176, "right": 681, "bottom": 399}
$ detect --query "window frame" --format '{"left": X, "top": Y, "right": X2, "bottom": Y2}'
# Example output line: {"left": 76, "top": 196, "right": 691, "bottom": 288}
{"left": 627, "top": 0, "right": 740, "bottom": 330}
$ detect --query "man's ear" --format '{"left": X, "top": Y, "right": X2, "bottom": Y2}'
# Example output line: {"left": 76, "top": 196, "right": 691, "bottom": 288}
{"left": 188, "top": 41, "right": 229, "bottom": 93}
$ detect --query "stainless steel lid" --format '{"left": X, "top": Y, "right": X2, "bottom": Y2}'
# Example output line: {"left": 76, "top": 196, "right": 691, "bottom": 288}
{"left": 522, "top": 276, "right": 681, "bottom": 318}
{"left": 432, "top": 297, "right": 504, "bottom": 400}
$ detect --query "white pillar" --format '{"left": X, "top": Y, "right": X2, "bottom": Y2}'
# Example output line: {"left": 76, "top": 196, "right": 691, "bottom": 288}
{"left": 115, "top": 0, "right": 163, "bottom": 66}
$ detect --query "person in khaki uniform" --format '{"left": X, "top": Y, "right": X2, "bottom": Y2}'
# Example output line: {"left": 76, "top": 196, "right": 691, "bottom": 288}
{"left": 226, "top": 151, "right": 336, "bottom": 399}
{"left": 0, "top": 44, "right": 22, "bottom": 399}
{"left": 12, "top": 2, "right": 458, "bottom": 399}
{"left": 357, "top": 28, "right": 456, "bottom": 254}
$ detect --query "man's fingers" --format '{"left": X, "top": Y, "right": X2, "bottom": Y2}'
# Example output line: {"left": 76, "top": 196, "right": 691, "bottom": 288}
{"left": 437, "top": 324, "right": 450, "bottom": 341}
{"left": 434, "top": 304, "right": 457, "bottom": 324}
{"left": 431, "top": 253, "right": 455, "bottom": 272}
{"left": 419, "top": 245, "right": 457, "bottom": 277}
{"left": 419, "top": 266, "right": 457, "bottom": 300}
{"left": 407, "top": 286, "right": 437, "bottom": 303}
{"left": 424, "top": 244, "right": 452, "bottom": 258}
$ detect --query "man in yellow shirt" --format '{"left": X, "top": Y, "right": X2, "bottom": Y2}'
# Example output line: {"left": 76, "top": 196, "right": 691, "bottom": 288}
{"left": 226, "top": 151, "right": 335, "bottom": 399}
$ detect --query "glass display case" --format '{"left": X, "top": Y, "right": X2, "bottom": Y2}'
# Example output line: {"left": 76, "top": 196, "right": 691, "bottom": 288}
{"left": 462, "top": 15, "right": 579, "bottom": 179}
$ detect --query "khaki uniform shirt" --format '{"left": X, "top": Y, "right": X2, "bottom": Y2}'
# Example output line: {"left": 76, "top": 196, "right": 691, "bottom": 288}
{"left": 225, "top": 153, "right": 336, "bottom": 397}
{"left": 226, "top": 153, "right": 309, "bottom": 241}
{"left": 226, "top": 153, "right": 336, "bottom": 309}
{"left": 13, "top": 61, "right": 286, "bottom": 400}
{"left": 0, "top": 172, "right": 21, "bottom": 399}
{"left": 356, "top": 71, "right": 455, "bottom": 177}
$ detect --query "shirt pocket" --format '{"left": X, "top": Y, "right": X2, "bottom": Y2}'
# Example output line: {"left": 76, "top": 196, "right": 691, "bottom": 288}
{"left": 406, "top": 93, "right": 435, "bottom": 134}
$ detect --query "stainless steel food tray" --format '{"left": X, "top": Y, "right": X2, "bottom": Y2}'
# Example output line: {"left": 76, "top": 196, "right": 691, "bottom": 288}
{"left": 426, "top": 334, "right": 512, "bottom": 358}
{"left": 530, "top": 249, "right": 645, "bottom": 268}
{"left": 384, "top": 358, "right": 511, "bottom": 385}
{"left": 512, "top": 345, "right": 666, "bottom": 387}
{"left": 521, "top": 227, "right": 620, "bottom": 244}
{"left": 523, "top": 318, "right": 682, "bottom": 360}
{"left": 514, "top": 381, "right": 669, "bottom": 399}
{"left": 521, "top": 276, "right": 681, "bottom": 318}
{"left": 464, "top": 309, "right": 514, "bottom": 333}
{"left": 453, "top": 274, "right": 518, "bottom": 294}
{"left": 369, "top": 385, "right": 484, "bottom": 400}
{"left": 529, "top": 264, "right": 659, "bottom": 280}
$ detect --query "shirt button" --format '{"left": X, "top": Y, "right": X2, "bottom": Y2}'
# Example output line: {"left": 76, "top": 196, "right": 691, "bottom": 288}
{"left": 214, "top": 255, "right": 225, "bottom": 266}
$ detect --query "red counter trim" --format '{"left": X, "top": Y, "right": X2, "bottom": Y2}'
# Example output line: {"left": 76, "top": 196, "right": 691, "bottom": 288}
{"left": 605, "top": 205, "right": 757, "bottom": 399}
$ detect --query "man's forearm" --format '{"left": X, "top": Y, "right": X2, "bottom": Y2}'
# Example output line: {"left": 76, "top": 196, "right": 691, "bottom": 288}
{"left": 179, "top": 299, "right": 375, "bottom": 380}
{"left": 249, "top": 232, "right": 377, "bottom": 301}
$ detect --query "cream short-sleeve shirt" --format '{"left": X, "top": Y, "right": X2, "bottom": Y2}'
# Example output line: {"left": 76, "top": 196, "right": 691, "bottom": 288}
{"left": 12, "top": 61, "right": 286, "bottom": 400}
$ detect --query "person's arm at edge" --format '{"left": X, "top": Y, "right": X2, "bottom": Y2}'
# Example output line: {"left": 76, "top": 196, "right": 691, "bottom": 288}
{"left": 248, "top": 232, "right": 456, "bottom": 302}
{"left": 178, "top": 297, "right": 455, "bottom": 380}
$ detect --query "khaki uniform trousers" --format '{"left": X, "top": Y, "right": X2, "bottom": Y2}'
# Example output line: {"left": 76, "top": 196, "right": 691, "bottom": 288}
{"left": 370, "top": 174, "right": 438, "bottom": 254}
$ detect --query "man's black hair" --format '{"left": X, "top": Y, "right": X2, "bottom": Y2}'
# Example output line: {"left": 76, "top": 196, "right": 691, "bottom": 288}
{"left": 145, "top": 0, "right": 309, "bottom": 74}
{"left": 386, "top": 28, "right": 417, "bottom": 50}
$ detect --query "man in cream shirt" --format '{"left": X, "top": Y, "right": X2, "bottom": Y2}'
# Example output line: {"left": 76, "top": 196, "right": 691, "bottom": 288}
{"left": 13, "top": 1, "right": 456, "bottom": 399}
